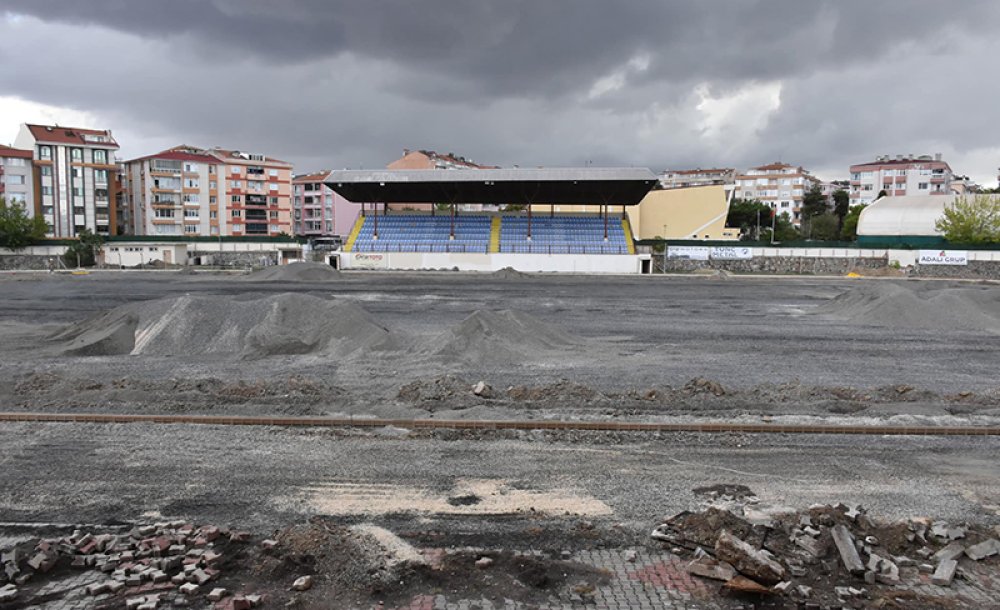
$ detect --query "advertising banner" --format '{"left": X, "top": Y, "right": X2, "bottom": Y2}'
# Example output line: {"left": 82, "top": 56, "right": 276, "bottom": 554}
{"left": 917, "top": 250, "right": 968, "bottom": 266}
{"left": 710, "top": 246, "right": 753, "bottom": 260}
{"left": 667, "top": 246, "right": 710, "bottom": 261}
{"left": 351, "top": 253, "right": 389, "bottom": 269}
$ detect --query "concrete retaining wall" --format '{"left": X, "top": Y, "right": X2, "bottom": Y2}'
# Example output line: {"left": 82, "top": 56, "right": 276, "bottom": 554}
{"left": 341, "top": 252, "right": 642, "bottom": 273}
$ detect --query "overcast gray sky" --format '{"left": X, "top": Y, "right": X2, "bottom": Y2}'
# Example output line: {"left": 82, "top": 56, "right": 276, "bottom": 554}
{"left": 1, "top": 1, "right": 998, "bottom": 186}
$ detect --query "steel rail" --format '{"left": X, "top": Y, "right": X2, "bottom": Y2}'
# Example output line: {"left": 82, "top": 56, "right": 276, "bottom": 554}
{"left": 0, "top": 412, "right": 997, "bottom": 436}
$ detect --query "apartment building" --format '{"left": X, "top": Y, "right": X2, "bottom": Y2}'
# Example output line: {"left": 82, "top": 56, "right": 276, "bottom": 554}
{"left": 123, "top": 146, "right": 293, "bottom": 237}
{"left": 849, "top": 154, "right": 953, "bottom": 206}
{"left": 659, "top": 168, "right": 735, "bottom": 189}
{"left": 292, "top": 171, "right": 362, "bottom": 238}
{"left": 0, "top": 144, "right": 34, "bottom": 212}
{"left": 733, "top": 162, "right": 820, "bottom": 226}
{"left": 13, "top": 124, "right": 119, "bottom": 237}
{"left": 386, "top": 149, "right": 497, "bottom": 211}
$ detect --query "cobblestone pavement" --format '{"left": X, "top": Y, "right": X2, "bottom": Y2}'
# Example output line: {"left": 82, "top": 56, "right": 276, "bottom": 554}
{"left": 380, "top": 548, "right": 1000, "bottom": 610}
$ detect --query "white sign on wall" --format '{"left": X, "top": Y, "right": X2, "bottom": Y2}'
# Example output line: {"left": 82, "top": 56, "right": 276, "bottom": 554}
{"left": 917, "top": 250, "right": 968, "bottom": 266}
{"left": 710, "top": 246, "right": 753, "bottom": 260}
{"left": 667, "top": 246, "right": 710, "bottom": 260}
{"left": 351, "top": 253, "right": 389, "bottom": 269}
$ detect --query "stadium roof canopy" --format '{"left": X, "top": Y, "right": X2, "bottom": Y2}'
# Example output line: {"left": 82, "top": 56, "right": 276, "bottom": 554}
{"left": 325, "top": 168, "right": 658, "bottom": 205}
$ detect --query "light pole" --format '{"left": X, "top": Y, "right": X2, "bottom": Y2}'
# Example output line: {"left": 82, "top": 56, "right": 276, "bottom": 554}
{"left": 662, "top": 224, "right": 668, "bottom": 273}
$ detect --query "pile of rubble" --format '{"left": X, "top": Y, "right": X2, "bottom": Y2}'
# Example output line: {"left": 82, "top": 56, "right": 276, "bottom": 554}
{"left": 0, "top": 522, "right": 266, "bottom": 608}
{"left": 651, "top": 487, "right": 1000, "bottom": 607}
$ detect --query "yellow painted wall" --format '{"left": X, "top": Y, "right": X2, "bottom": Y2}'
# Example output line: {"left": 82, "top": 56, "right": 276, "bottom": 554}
{"left": 529, "top": 185, "right": 739, "bottom": 241}
{"left": 628, "top": 185, "right": 739, "bottom": 240}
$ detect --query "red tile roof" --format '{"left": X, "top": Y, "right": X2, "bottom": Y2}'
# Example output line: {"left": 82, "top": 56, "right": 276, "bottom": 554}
{"left": 293, "top": 170, "right": 332, "bottom": 183}
{"left": 25, "top": 124, "right": 119, "bottom": 148}
{"left": 126, "top": 147, "right": 220, "bottom": 164}
{"left": 0, "top": 144, "right": 32, "bottom": 159}
{"left": 208, "top": 147, "right": 292, "bottom": 167}
{"left": 751, "top": 162, "right": 797, "bottom": 171}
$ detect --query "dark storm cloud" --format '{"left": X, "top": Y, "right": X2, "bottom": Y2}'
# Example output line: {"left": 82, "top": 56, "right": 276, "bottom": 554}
{"left": 2, "top": 1, "right": 1000, "bottom": 182}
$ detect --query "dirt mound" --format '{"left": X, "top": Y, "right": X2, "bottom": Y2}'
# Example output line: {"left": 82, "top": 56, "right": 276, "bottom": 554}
{"left": 52, "top": 293, "right": 390, "bottom": 359}
{"left": 51, "top": 310, "right": 139, "bottom": 356}
{"left": 242, "top": 262, "right": 340, "bottom": 282}
{"left": 491, "top": 266, "right": 532, "bottom": 279}
{"left": 815, "top": 282, "right": 1000, "bottom": 332}
{"left": 427, "top": 309, "right": 581, "bottom": 363}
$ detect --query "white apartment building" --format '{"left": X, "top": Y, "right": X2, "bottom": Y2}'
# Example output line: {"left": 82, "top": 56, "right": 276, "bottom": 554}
{"left": 849, "top": 154, "right": 953, "bottom": 206}
{"left": 0, "top": 145, "right": 34, "bottom": 212}
{"left": 733, "top": 162, "right": 820, "bottom": 227}
{"left": 14, "top": 124, "right": 119, "bottom": 237}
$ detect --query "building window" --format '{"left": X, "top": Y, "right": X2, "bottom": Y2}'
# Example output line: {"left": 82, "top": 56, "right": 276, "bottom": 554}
{"left": 72, "top": 187, "right": 82, "bottom": 197}
{"left": 208, "top": 165, "right": 216, "bottom": 175}
{"left": 185, "top": 179, "right": 199, "bottom": 188}
{"left": 41, "top": 165, "right": 52, "bottom": 176}
{"left": 230, "top": 166, "right": 240, "bottom": 174}
{"left": 231, "top": 195, "right": 242, "bottom": 203}
{"left": 269, "top": 168, "right": 278, "bottom": 177}
{"left": 269, "top": 183, "right": 279, "bottom": 192}
{"left": 42, "top": 186, "right": 53, "bottom": 195}
{"left": 72, "top": 168, "right": 82, "bottom": 179}
{"left": 210, "top": 181, "right": 217, "bottom": 189}
{"left": 93, "top": 150, "right": 108, "bottom": 164}
{"left": 185, "top": 224, "right": 198, "bottom": 233}
{"left": 230, "top": 180, "right": 242, "bottom": 188}
{"left": 183, "top": 194, "right": 200, "bottom": 204}
{"left": 39, "top": 145, "right": 52, "bottom": 160}
{"left": 94, "top": 169, "right": 108, "bottom": 184}
{"left": 209, "top": 196, "right": 217, "bottom": 204}
{"left": 232, "top": 210, "right": 241, "bottom": 217}
{"left": 3, "top": 174, "right": 25, "bottom": 185}
{"left": 210, "top": 211, "right": 218, "bottom": 219}
{"left": 184, "top": 209, "right": 199, "bottom": 218}
{"left": 71, "top": 148, "right": 83, "bottom": 161}
{"left": 269, "top": 211, "right": 279, "bottom": 219}
{"left": 918, "top": 183, "right": 929, "bottom": 190}
{"left": 269, "top": 197, "right": 278, "bottom": 205}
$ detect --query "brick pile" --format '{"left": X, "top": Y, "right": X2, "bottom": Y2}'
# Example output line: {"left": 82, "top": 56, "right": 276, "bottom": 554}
{"left": 0, "top": 522, "right": 263, "bottom": 608}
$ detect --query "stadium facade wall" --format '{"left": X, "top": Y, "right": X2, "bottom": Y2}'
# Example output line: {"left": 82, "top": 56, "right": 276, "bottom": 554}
{"left": 340, "top": 252, "right": 642, "bottom": 274}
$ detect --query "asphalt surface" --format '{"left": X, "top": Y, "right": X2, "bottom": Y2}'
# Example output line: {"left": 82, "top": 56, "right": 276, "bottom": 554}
{"left": 1, "top": 422, "right": 998, "bottom": 533}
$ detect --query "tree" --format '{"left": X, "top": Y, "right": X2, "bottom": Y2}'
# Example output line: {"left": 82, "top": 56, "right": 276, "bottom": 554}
{"left": 832, "top": 189, "right": 850, "bottom": 227}
{"left": 761, "top": 212, "right": 800, "bottom": 243}
{"left": 840, "top": 204, "right": 868, "bottom": 241}
{"left": 809, "top": 213, "right": 840, "bottom": 241}
{"left": 0, "top": 196, "right": 48, "bottom": 251}
{"left": 725, "top": 198, "right": 772, "bottom": 240}
{"left": 650, "top": 235, "right": 665, "bottom": 254}
{"left": 63, "top": 228, "right": 104, "bottom": 268}
{"left": 935, "top": 194, "right": 1000, "bottom": 244}
{"left": 801, "top": 184, "right": 829, "bottom": 220}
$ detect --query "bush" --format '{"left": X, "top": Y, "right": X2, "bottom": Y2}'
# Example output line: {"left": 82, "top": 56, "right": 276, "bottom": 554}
{"left": 935, "top": 194, "right": 1000, "bottom": 244}
{"left": 0, "top": 196, "right": 48, "bottom": 250}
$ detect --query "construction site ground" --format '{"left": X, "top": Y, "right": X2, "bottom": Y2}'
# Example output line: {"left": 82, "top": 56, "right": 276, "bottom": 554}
{"left": 1, "top": 269, "right": 999, "bottom": 609}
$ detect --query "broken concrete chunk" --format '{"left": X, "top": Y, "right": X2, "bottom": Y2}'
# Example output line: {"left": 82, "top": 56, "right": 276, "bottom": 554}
{"left": 965, "top": 538, "right": 1000, "bottom": 561}
{"left": 715, "top": 530, "right": 785, "bottom": 585}
{"left": 292, "top": 575, "right": 313, "bottom": 591}
{"left": 0, "top": 585, "right": 17, "bottom": 603}
{"left": 686, "top": 556, "right": 738, "bottom": 582}
{"left": 931, "top": 559, "right": 957, "bottom": 586}
{"left": 933, "top": 541, "right": 966, "bottom": 563}
{"left": 475, "top": 557, "right": 493, "bottom": 569}
{"left": 831, "top": 525, "right": 865, "bottom": 576}
{"left": 207, "top": 588, "right": 228, "bottom": 602}
{"left": 179, "top": 582, "right": 199, "bottom": 596}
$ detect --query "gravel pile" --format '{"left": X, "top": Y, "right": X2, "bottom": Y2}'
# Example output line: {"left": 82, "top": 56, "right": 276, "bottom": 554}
{"left": 241, "top": 262, "right": 340, "bottom": 282}
{"left": 491, "top": 266, "right": 533, "bottom": 279}
{"left": 52, "top": 293, "right": 391, "bottom": 359}
{"left": 425, "top": 309, "right": 581, "bottom": 363}
{"left": 816, "top": 283, "right": 1000, "bottom": 332}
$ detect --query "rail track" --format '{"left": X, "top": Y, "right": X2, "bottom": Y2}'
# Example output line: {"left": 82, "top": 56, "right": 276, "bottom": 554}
{"left": 0, "top": 412, "right": 997, "bottom": 436}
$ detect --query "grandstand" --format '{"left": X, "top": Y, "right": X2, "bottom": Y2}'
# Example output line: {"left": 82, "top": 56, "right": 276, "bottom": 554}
{"left": 348, "top": 213, "right": 630, "bottom": 255}
{"left": 328, "top": 167, "right": 655, "bottom": 272}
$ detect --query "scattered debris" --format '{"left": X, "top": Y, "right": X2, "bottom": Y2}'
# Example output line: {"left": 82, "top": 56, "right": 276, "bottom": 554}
{"left": 291, "top": 575, "right": 313, "bottom": 591}
{"left": 715, "top": 530, "right": 785, "bottom": 585}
